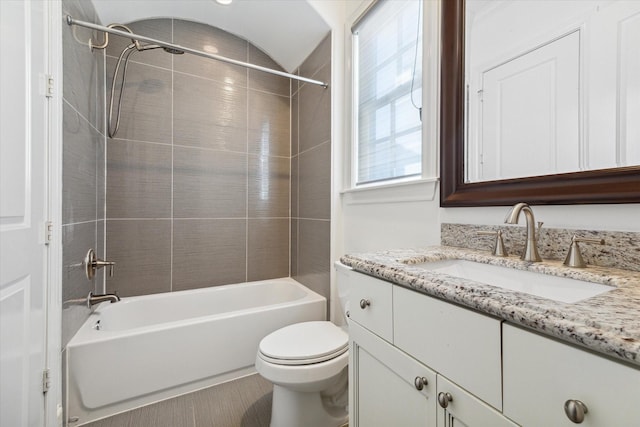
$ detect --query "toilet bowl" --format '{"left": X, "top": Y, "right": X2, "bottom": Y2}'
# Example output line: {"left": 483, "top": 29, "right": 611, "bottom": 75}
{"left": 255, "top": 321, "right": 349, "bottom": 427}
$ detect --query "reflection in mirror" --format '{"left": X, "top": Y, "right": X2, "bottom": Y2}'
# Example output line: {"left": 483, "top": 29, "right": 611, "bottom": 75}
{"left": 464, "top": 0, "right": 640, "bottom": 183}
{"left": 440, "top": 0, "right": 640, "bottom": 207}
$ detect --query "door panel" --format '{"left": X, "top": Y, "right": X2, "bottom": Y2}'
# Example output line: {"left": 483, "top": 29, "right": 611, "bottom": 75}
{"left": 0, "top": 1, "right": 48, "bottom": 426}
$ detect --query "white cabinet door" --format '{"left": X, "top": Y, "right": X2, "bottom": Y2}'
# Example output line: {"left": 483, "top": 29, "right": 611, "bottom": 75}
{"left": 436, "top": 376, "right": 519, "bottom": 427}
{"left": 393, "top": 286, "right": 503, "bottom": 410}
{"left": 503, "top": 323, "right": 640, "bottom": 426}
{"left": 350, "top": 321, "right": 437, "bottom": 427}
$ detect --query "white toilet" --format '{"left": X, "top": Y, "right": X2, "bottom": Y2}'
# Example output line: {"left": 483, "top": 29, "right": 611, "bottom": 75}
{"left": 255, "top": 265, "right": 351, "bottom": 427}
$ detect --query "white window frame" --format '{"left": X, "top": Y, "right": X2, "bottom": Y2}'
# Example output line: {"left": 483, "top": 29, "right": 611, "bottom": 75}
{"left": 344, "top": 0, "right": 440, "bottom": 200}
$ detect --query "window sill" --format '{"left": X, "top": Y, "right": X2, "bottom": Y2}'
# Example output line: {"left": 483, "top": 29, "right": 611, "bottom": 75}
{"left": 341, "top": 177, "right": 439, "bottom": 205}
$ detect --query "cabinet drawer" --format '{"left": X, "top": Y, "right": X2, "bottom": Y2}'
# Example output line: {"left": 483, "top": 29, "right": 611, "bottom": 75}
{"left": 348, "top": 272, "right": 393, "bottom": 342}
{"left": 503, "top": 323, "right": 640, "bottom": 426}
{"left": 393, "top": 286, "right": 503, "bottom": 410}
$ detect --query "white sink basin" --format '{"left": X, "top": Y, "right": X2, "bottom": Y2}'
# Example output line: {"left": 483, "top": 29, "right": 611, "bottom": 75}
{"left": 412, "top": 259, "right": 612, "bottom": 303}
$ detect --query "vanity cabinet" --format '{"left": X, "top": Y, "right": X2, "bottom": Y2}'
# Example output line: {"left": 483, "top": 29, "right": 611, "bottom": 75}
{"left": 345, "top": 269, "right": 516, "bottom": 427}
{"left": 343, "top": 267, "right": 639, "bottom": 427}
{"left": 503, "top": 324, "right": 640, "bottom": 426}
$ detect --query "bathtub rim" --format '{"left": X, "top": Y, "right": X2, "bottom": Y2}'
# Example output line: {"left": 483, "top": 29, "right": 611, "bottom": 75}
{"left": 68, "top": 277, "right": 324, "bottom": 344}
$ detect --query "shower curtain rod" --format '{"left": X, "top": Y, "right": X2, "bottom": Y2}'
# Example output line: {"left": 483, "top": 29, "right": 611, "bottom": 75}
{"left": 66, "top": 15, "right": 329, "bottom": 88}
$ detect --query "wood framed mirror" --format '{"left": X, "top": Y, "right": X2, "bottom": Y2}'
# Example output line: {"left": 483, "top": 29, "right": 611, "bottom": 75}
{"left": 440, "top": 0, "right": 640, "bottom": 207}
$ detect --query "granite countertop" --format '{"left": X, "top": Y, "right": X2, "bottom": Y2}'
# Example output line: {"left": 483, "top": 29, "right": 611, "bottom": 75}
{"left": 340, "top": 246, "right": 640, "bottom": 367}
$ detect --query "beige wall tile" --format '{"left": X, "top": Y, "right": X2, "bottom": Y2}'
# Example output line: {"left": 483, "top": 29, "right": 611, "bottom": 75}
{"left": 107, "top": 139, "right": 172, "bottom": 219}
{"left": 173, "top": 147, "right": 247, "bottom": 218}
{"left": 295, "top": 219, "right": 330, "bottom": 302}
{"left": 298, "top": 142, "right": 331, "bottom": 220}
{"left": 298, "top": 63, "right": 331, "bottom": 153}
{"left": 173, "top": 73, "right": 247, "bottom": 152}
{"left": 248, "top": 90, "right": 290, "bottom": 157}
{"left": 106, "top": 58, "right": 172, "bottom": 144}
{"left": 106, "top": 220, "right": 171, "bottom": 296}
{"left": 248, "top": 155, "right": 290, "bottom": 218}
{"left": 173, "top": 219, "right": 246, "bottom": 290}
{"left": 247, "top": 219, "right": 290, "bottom": 281}
{"left": 62, "top": 101, "right": 100, "bottom": 224}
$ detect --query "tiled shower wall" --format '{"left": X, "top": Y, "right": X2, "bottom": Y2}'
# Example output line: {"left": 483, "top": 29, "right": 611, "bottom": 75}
{"left": 104, "top": 19, "right": 296, "bottom": 297}
{"left": 61, "top": 0, "right": 106, "bottom": 346}
{"left": 291, "top": 35, "right": 332, "bottom": 302}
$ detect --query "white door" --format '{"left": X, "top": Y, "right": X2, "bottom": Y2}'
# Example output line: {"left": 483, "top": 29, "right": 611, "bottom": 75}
{"left": 0, "top": 1, "right": 49, "bottom": 426}
{"left": 480, "top": 30, "right": 580, "bottom": 181}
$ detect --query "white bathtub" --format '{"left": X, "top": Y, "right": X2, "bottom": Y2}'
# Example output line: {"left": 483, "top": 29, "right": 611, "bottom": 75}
{"left": 66, "top": 278, "right": 326, "bottom": 425}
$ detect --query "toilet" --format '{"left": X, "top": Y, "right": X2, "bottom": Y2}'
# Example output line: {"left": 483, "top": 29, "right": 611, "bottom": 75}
{"left": 255, "top": 264, "right": 351, "bottom": 427}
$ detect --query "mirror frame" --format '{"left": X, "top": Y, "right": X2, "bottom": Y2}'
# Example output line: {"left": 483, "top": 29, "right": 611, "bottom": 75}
{"left": 440, "top": 0, "right": 640, "bottom": 207}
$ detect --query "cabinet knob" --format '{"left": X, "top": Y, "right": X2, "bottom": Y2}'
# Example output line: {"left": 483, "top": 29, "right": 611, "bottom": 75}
{"left": 359, "top": 299, "right": 371, "bottom": 309}
{"left": 437, "top": 392, "right": 453, "bottom": 408}
{"left": 414, "top": 376, "right": 428, "bottom": 390}
{"left": 564, "top": 399, "right": 588, "bottom": 424}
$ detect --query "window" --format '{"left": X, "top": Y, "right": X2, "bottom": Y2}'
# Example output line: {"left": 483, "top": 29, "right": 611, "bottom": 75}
{"left": 353, "top": 0, "right": 423, "bottom": 186}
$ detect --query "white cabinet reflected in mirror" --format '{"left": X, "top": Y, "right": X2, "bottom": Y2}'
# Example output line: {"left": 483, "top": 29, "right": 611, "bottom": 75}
{"left": 464, "top": 0, "right": 640, "bottom": 183}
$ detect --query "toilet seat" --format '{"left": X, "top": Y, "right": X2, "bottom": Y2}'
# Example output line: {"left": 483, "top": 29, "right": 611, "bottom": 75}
{"left": 258, "top": 321, "right": 348, "bottom": 366}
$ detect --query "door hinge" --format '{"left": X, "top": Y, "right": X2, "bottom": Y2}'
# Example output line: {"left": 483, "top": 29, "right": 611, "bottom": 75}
{"left": 477, "top": 89, "right": 484, "bottom": 102}
{"left": 45, "top": 221, "right": 53, "bottom": 245}
{"left": 45, "top": 74, "right": 54, "bottom": 98}
{"left": 42, "top": 369, "right": 51, "bottom": 394}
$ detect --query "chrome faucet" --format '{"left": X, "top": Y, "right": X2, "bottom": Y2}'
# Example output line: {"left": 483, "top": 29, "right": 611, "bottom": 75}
{"left": 504, "top": 203, "right": 542, "bottom": 262}
{"left": 87, "top": 291, "right": 120, "bottom": 308}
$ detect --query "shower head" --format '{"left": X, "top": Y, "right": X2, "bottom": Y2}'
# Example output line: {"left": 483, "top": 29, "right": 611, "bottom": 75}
{"left": 135, "top": 43, "right": 184, "bottom": 55}
{"left": 163, "top": 47, "right": 185, "bottom": 55}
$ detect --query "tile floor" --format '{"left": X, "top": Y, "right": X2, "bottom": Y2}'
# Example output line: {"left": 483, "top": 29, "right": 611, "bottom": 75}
{"left": 84, "top": 374, "right": 272, "bottom": 427}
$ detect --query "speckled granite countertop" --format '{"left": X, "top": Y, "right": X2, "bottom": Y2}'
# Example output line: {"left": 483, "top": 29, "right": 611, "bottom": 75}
{"left": 340, "top": 246, "right": 640, "bottom": 367}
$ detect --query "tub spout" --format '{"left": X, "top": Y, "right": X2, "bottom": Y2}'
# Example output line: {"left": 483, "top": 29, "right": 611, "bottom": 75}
{"left": 87, "top": 291, "right": 120, "bottom": 308}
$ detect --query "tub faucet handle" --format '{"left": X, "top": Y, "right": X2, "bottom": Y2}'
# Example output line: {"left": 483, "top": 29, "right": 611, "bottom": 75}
{"left": 84, "top": 249, "right": 116, "bottom": 280}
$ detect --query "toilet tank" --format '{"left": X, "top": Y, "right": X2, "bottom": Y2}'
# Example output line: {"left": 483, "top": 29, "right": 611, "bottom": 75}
{"left": 334, "top": 262, "right": 353, "bottom": 326}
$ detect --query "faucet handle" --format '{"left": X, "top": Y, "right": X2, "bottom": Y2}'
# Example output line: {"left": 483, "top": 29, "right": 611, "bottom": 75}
{"left": 84, "top": 249, "right": 116, "bottom": 280}
{"left": 477, "top": 230, "right": 508, "bottom": 257}
{"left": 563, "top": 235, "right": 605, "bottom": 268}
{"left": 536, "top": 222, "right": 544, "bottom": 241}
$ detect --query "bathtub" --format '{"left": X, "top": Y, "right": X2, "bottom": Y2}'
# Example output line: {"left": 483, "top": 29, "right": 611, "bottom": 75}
{"left": 66, "top": 278, "right": 326, "bottom": 425}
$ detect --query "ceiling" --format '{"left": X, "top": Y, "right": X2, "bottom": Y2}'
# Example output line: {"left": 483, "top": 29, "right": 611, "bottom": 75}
{"left": 90, "top": 0, "right": 331, "bottom": 72}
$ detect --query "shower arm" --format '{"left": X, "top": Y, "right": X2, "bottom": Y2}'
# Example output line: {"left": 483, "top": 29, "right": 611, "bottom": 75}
{"left": 66, "top": 15, "right": 329, "bottom": 88}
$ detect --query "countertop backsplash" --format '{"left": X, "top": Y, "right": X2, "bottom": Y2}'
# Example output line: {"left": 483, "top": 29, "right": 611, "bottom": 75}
{"left": 441, "top": 223, "right": 640, "bottom": 273}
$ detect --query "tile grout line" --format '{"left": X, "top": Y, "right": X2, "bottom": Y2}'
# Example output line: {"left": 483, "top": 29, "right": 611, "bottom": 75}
{"left": 245, "top": 40, "right": 250, "bottom": 283}
{"left": 170, "top": 18, "right": 175, "bottom": 293}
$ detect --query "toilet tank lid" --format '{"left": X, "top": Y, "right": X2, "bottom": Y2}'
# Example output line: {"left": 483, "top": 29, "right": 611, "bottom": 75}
{"left": 259, "top": 321, "right": 348, "bottom": 361}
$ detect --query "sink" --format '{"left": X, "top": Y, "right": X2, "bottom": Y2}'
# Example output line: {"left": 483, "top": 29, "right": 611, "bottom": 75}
{"left": 411, "top": 259, "right": 613, "bottom": 303}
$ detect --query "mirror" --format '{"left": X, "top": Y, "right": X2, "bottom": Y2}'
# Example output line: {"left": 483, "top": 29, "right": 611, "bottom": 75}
{"left": 440, "top": 0, "right": 640, "bottom": 207}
